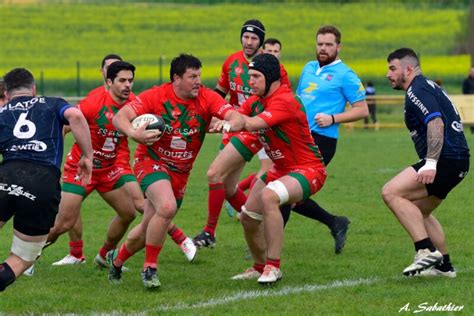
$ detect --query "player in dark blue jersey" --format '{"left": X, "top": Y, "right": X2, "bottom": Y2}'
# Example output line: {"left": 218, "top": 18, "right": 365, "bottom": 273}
{"left": 383, "top": 48, "right": 470, "bottom": 278}
{"left": 0, "top": 68, "right": 93, "bottom": 292}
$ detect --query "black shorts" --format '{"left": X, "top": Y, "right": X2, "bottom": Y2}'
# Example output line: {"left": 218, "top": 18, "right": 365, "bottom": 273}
{"left": 412, "top": 158, "right": 470, "bottom": 199}
{"left": 0, "top": 160, "right": 61, "bottom": 236}
{"left": 311, "top": 132, "right": 337, "bottom": 166}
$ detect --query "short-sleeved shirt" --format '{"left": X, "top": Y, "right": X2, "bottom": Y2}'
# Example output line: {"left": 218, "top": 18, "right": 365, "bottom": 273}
{"left": 129, "top": 83, "right": 233, "bottom": 174}
{"left": 66, "top": 89, "right": 135, "bottom": 170}
{"left": 0, "top": 96, "right": 72, "bottom": 170}
{"left": 239, "top": 85, "right": 325, "bottom": 171}
{"left": 217, "top": 50, "right": 291, "bottom": 107}
{"left": 405, "top": 75, "right": 470, "bottom": 160}
{"left": 297, "top": 59, "right": 366, "bottom": 139}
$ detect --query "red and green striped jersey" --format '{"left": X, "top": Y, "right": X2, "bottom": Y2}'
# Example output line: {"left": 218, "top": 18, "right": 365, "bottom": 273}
{"left": 240, "top": 85, "right": 324, "bottom": 170}
{"left": 129, "top": 83, "right": 233, "bottom": 173}
{"left": 67, "top": 89, "right": 134, "bottom": 169}
{"left": 217, "top": 50, "right": 292, "bottom": 108}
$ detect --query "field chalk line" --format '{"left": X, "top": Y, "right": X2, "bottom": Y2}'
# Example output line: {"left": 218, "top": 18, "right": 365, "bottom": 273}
{"left": 151, "top": 268, "right": 473, "bottom": 313}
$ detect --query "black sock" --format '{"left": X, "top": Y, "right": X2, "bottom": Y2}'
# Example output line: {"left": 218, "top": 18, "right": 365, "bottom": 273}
{"left": 436, "top": 254, "right": 453, "bottom": 271}
{"left": 0, "top": 262, "right": 16, "bottom": 292}
{"left": 414, "top": 238, "right": 436, "bottom": 252}
{"left": 280, "top": 204, "right": 292, "bottom": 227}
{"left": 292, "top": 199, "right": 336, "bottom": 228}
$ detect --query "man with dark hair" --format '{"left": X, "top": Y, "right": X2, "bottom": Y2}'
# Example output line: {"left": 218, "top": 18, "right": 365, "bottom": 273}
{"left": 45, "top": 61, "right": 140, "bottom": 269}
{"left": 383, "top": 48, "right": 469, "bottom": 277}
{"left": 110, "top": 54, "right": 243, "bottom": 289}
{"left": 88, "top": 54, "right": 123, "bottom": 96}
{"left": 0, "top": 68, "right": 93, "bottom": 292}
{"left": 263, "top": 38, "right": 282, "bottom": 59}
{"left": 287, "top": 25, "right": 369, "bottom": 254}
{"left": 193, "top": 19, "right": 291, "bottom": 248}
{"left": 222, "top": 54, "right": 326, "bottom": 284}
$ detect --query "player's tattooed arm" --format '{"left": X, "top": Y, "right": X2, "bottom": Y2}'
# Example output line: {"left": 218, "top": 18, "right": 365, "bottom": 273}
{"left": 425, "top": 117, "right": 444, "bottom": 161}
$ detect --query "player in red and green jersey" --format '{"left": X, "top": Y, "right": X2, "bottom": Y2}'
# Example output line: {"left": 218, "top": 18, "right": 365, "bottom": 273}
{"left": 194, "top": 19, "right": 292, "bottom": 249}
{"left": 110, "top": 54, "right": 243, "bottom": 289}
{"left": 224, "top": 54, "right": 327, "bottom": 284}
{"left": 45, "top": 61, "right": 139, "bottom": 269}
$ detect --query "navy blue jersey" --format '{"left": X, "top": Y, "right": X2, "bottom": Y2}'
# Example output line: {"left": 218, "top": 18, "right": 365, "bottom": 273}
{"left": 404, "top": 75, "right": 469, "bottom": 160}
{"left": 0, "top": 96, "right": 72, "bottom": 170}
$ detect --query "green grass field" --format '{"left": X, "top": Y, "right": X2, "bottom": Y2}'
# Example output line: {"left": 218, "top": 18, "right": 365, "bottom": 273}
{"left": 0, "top": 2, "right": 470, "bottom": 95}
{"left": 0, "top": 129, "right": 472, "bottom": 314}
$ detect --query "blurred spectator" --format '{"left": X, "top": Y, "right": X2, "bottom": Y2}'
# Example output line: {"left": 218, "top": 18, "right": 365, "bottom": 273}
{"left": 364, "top": 81, "right": 379, "bottom": 130}
{"left": 462, "top": 66, "right": 474, "bottom": 94}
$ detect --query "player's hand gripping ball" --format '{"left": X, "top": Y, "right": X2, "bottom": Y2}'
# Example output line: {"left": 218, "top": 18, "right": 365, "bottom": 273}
{"left": 131, "top": 114, "right": 166, "bottom": 143}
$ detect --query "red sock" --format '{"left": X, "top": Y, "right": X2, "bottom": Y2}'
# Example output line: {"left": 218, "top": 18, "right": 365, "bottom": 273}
{"left": 168, "top": 224, "right": 186, "bottom": 245}
{"left": 204, "top": 183, "right": 225, "bottom": 236}
{"left": 144, "top": 244, "right": 162, "bottom": 270}
{"left": 69, "top": 240, "right": 84, "bottom": 259}
{"left": 253, "top": 263, "right": 265, "bottom": 273}
{"left": 114, "top": 243, "right": 133, "bottom": 267}
{"left": 266, "top": 258, "right": 281, "bottom": 269}
{"left": 238, "top": 173, "right": 256, "bottom": 191}
{"left": 249, "top": 176, "right": 258, "bottom": 189}
{"left": 227, "top": 188, "right": 247, "bottom": 213}
{"left": 99, "top": 241, "right": 115, "bottom": 259}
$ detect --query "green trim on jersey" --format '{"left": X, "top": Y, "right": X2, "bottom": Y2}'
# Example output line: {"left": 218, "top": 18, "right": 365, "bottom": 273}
{"left": 288, "top": 172, "right": 312, "bottom": 200}
{"left": 139, "top": 172, "right": 183, "bottom": 209}
{"left": 273, "top": 126, "right": 291, "bottom": 144}
{"left": 62, "top": 182, "right": 87, "bottom": 198}
{"left": 112, "top": 177, "right": 126, "bottom": 191}
{"left": 120, "top": 174, "right": 137, "bottom": 183}
{"left": 140, "top": 171, "right": 170, "bottom": 193}
{"left": 230, "top": 137, "right": 254, "bottom": 162}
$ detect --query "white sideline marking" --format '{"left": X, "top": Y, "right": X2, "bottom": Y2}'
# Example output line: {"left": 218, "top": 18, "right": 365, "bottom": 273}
{"left": 151, "top": 268, "right": 473, "bottom": 313}
{"left": 153, "top": 277, "right": 379, "bottom": 312}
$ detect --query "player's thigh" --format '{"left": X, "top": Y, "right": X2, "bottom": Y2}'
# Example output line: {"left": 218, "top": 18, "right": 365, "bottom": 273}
{"left": 245, "top": 178, "right": 266, "bottom": 213}
{"left": 56, "top": 192, "right": 84, "bottom": 225}
{"left": 208, "top": 143, "right": 246, "bottom": 177}
{"left": 382, "top": 166, "right": 428, "bottom": 201}
{"left": 124, "top": 181, "right": 144, "bottom": 202}
{"left": 413, "top": 196, "right": 442, "bottom": 216}
{"left": 100, "top": 186, "right": 136, "bottom": 218}
{"left": 145, "top": 179, "right": 177, "bottom": 217}
{"left": 264, "top": 175, "right": 304, "bottom": 205}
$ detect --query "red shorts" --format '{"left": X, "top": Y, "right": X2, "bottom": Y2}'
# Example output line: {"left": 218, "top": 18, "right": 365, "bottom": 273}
{"left": 221, "top": 131, "right": 262, "bottom": 162}
{"left": 264, "top": 165, "right": 327, "bottom": 200}
{"left": 116, "top": 157, "right": 137, "bottom": 183}
{"left": 133, "top": 155, "right": 189, "bottom": 206}
{"left": 62, "top": 162, "right": 127, "bottom": 198}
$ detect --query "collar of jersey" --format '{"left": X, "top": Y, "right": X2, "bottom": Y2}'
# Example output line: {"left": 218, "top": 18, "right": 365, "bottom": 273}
{"left": 315, "top": 59, "right": 342, "bottom": 76}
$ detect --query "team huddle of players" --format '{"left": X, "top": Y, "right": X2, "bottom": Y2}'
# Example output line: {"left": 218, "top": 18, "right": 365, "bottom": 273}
{"left": 0, "top": 18, "right": 469, "bottom": 292}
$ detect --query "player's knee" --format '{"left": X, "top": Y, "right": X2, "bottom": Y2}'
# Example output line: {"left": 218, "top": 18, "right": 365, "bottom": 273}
{"left": 206, "top": 165, "right": 224, "bottom": 183}
{"left": 133, "top": 199, "right": 145, "bottom": 214}
{"left": 158, "top": 201, "right": 177, "bottom": 220}
{"left": 264, "top": 180, "right": 289, "bottom": 206}
{"left": 381, "top": 183, "right": 395, "bottom": 205}
{"left": 0, "top": 262, "right": 16, "bottom": 292}
{"left": 240, "top": 206, "right": 263, "bottom": 228}
{"left": 120, "top": 210, "right": 137, "bottom": 223}
{"left": 11, "top": 235, "right": 46, "bottom": 262}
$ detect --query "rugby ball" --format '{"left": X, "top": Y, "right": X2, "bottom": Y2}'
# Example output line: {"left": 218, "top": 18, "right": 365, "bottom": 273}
{"left": 131, "top": 114, "right": 166, "bottom": 133}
